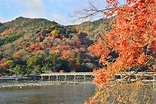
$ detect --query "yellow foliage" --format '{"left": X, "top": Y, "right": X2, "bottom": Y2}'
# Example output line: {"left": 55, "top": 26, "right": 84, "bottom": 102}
{"left": 51, "top": 29, "right": 60, "bottom": 36}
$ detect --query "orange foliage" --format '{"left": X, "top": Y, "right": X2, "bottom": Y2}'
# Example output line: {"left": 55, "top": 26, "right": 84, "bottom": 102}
{"left": 88, "top": 39, "right": 110, "bottom": 63}
{"left": 29, "top": 43, "right": 37, "bottom": 49}
{"left": 0, "top": 62, "right": 9, "bottom": 68}
{"left": 89, "top": 0, "right": 156, "bottom": 88}
{"left": 84, "top": 1, "right": 155, "bottom": 101}
{"left": 93, "top": 69, "right": 112, "bottom": 87}
{"left": 150, "top": 40, "right": 156, "bottom": 51}
{"left": 33, "top": 47, "right": 40, "bottom": 53}
{"left": 137, "top": 53, "right": 148, "bottom": 64}
{"left": 59, "top": 70, "right": 64, "bottom": 73}
{"left": 25, "top": 43, "right": 40, "bottom": 51}
{"left": 61, "top": 50, "right": 70, "bottom": 58}
{"left": 52, "top": 46, "right": 57, "bottom": 51}
{"left": 1, "top": 28, "right": 13, "bottom": 36}
{"left": 64, "top": 45, "right": 70, "bottom": 49}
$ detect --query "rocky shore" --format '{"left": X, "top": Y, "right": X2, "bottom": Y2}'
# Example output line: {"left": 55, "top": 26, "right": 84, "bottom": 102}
{"left": 0, "top": 81, "right": 93, "bottom": 88}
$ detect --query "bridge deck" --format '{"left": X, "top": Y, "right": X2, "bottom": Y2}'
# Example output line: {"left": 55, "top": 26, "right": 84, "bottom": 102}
{"left": 40, "top": 72, "right": 93, "bottom": 76}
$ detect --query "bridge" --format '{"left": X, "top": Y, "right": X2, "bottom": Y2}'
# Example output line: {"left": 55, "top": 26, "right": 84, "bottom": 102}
{"left": 114, "top": 72, "right": 156, "bottom": 83}
{"left": 33, "top": 72, "right": 156, "bottom": 85}
{"left": 1, "top": 72, "right": 155, "bottom": 85}
{"left": 33, "top": 72, "right": 93, "bottom": 83}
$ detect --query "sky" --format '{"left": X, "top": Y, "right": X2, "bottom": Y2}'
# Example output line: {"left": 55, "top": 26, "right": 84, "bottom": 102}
{"left": 0, "top": 0, "right": 125, "bottom": 25}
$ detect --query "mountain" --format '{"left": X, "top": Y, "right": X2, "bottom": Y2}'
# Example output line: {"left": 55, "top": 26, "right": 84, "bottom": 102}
{"left": 0, "top": 17, "right": 112, "bottom": 75}
{"left": 74, "top": 17, "right": 113, "bottom": 40}
{"left": 0, "top": 17, "right": 57, "bottom": 45}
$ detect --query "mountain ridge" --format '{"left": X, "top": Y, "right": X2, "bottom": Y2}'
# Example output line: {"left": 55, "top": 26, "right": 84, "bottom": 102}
{"left": 0, "top": 16, "right": 112, "bottom": 74}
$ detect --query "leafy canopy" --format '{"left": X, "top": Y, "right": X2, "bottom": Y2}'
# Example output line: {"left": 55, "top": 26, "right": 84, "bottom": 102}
{"left": 89, "top": 0, "right": 156, "bottom": 87}
{"left": 86, "top": 0, "right": 156, "bottom": 103}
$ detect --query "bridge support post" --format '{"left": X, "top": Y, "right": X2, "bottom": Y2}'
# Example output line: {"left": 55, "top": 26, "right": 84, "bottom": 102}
{"left": 33, "top": 75, "right": 36, "bottom": 81}
{"left": 84, "top": 75, "right": 86, "bottom": 82}
{"left": 49, "top": 76, "right": 51, "bottom": 81}
{"left": 74, "top": 75, "right": 76, "bottom": 82}
{"left": 64, "top": 75, "right": 66, "bottom": 81}
{"left": 56, "top": 75, "right": 58, "bottom": 81}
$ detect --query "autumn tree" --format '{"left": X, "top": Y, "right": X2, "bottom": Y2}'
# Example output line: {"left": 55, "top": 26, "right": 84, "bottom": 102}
{"left": 88, "top": 0, "right": 156, "bottom": 86}
{"left": 86, "top": 0, "right": 156, "bottom": 103}
{"left": 45, "top": 54, "right": 58, "bottom": 71}
{"left": 14, "top": 65, "right": 29, "bottom": 76}
{"left": 27, "top": 54, "right": 45, "bottom": 73}
{"left": 45, "top": 54, "right": 69, "bottom": 72}
{"left": 14, "top": 65, "right": 22, "bottom": 75}
{"left": 4, "top": 60, "right": 15, "bottom": 69}
{"left": 51, "top": 29, "right": 60, "bottom": 37}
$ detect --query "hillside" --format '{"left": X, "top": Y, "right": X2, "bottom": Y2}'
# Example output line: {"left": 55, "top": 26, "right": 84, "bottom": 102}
{"left": 0, "top": 17, "right": 112, "bottom": 75}
{"left": 74, "top": 17, "right": 113, "bottom": 40}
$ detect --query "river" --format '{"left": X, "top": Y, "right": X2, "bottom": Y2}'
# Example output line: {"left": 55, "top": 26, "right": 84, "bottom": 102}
{"left": 0, "top": 84, "right": 95, "bottom": 104}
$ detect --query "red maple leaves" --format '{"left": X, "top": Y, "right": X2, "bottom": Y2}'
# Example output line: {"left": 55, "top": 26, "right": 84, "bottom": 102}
{"left": 89, "top": 0, "right": 156, "bottom": 87}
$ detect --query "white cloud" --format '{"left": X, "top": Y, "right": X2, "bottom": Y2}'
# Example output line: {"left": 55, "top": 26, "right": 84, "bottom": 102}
{"left": 0, "top": 15, "right": 7, "bottom": 23}
{"left": 50, "top": 13, "right": 70, "bottom": 25}
{"left": 0, "top": 0, "right": 107, "bottom": 25}
{"left": 14, "top": 0, "right": 46, "bottom": 18}
{"left": 49, "top": 12, "right": 88, "bottom": 26}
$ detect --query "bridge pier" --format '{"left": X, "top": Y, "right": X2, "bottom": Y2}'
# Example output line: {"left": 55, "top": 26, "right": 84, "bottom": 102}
{"left": 38, "top": 72, "right": 93, "bottom": 83}
{"left": 34, "top": 72, "right": 156, "bottom": 87}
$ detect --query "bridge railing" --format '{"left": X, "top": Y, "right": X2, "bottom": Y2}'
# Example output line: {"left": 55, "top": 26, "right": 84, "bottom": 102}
{"left": 35, "top": 72, "right": 156, "bottom": 85}
{"left": 114, "top": 72, "right": 156, "bottom": 84}
{"left": 40, "top": 72, "right": 93, "bottom": 76}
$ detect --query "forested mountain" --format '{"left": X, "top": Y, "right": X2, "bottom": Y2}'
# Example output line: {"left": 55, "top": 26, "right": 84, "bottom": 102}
{"left": 0, "top": 17, "right": 112, "bottom": 75}
{"left": 74, "top": 17, "right": 113, "bottom": 40}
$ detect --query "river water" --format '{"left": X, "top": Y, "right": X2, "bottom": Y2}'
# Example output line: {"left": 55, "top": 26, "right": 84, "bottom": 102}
{"left": 0, "top": 84, "right": 95, "bottom": 104}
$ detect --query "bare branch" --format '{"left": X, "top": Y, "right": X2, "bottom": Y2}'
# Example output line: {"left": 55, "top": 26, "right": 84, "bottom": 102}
{"left": 73, "top": 1, "right": 107, "bottom": 22}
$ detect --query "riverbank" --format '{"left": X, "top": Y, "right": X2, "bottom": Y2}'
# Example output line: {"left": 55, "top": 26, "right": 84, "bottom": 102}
{"left": 0, "top": 81, "right": 93, "bottom": 88}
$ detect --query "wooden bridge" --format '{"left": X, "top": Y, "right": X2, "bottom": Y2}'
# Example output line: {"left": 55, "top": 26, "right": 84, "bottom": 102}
{"left": 0, "top": 72, "right": 155, "bottom": 85}
{"left": 33, "top": 72, "right": 93, "bottom": 82}
{"left": 114, "top": 72, "right": 156, "bottom": 83}
{"left": 33, "top": 72, "right": 156, "bottom": 85}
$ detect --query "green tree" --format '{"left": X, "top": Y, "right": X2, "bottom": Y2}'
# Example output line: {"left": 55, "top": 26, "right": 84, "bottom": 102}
{"left": 14, "top": 65, "right": 22, "bottom": 75}
{"left": 34, "top": 65, "right": 42, "bottom": 73}
{"left": 45, "top": 54, "right": 58, "bottom": 71}
{"left": 57, "top": 57, "right": 69, "bottom": 72}
{"left": 21, "top": 65, "right": 30, "bottom": 75}
{"left": 45, "top": 54, "right": 69, "bottom": 72}
{"left": 14, "top": 64, "right": 30, "bottom": 75}
{"left": 27, "top": 54, "right": 45, "bottom": 73}
{"left": 76, "top": 53, "right": 82, "bottom": 64}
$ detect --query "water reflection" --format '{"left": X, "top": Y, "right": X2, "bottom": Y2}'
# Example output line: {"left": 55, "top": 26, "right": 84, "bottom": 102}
{"left": 0, "top": 84, "right": 95, "bottom": 104}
